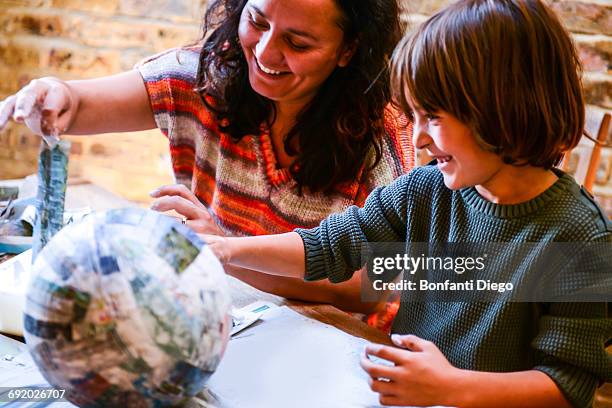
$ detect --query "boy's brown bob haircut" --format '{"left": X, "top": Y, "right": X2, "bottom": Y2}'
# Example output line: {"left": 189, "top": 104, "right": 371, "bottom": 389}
{"left": 391, "top": 0, "right": 584, "bottom": 168}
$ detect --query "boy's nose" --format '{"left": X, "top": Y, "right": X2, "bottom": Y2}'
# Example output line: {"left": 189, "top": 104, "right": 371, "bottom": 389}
{"left": 412, "top": 124, "right": 432, "bottom": 150}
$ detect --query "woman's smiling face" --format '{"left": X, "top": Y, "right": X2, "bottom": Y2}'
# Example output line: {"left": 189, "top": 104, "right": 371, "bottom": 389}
{"left": 238, "top": 0, "right": 354, "bottom": 108}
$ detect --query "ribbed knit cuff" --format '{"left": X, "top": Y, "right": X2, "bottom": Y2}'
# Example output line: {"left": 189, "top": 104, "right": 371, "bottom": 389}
{"left": 295, "top": 228, "right": 329, "bottom": 281}
{"left": 534, "top": 364, "right": 598, "bottom": 408}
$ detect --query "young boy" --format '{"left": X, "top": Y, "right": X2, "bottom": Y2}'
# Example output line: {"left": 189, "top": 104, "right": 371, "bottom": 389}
{"left": 204, "top": 1, "right": 611, "bottom": 406}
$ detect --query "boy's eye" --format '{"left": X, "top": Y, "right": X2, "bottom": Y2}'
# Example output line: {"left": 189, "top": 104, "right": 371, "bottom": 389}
{"left": 426, "top": 113, "right": 440, "bottom": 121}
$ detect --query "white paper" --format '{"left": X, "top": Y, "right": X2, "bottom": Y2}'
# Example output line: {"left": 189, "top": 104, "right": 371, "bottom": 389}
{"left": 207, "top": 306, "right": 417, "bottom": 408}
{"left": 0, "top": 250, "right": 32, "bottom": 336}
{"left": 230, "top": 301, "right": 278, "bottom": 337}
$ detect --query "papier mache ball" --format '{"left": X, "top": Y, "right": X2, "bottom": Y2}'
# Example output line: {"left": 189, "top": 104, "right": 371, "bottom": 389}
{"left": 24, "top": 208, "right": 231, "bottom": 407}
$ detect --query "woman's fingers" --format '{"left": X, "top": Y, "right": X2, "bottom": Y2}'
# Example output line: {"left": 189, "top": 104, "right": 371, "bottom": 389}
{"left": 40, "top": 109, "right": 59, "bottom": 138}
{"left": 150, "top": 184, "right": 202, "bottom": 207}
{"left": 41, "top": 83, "right": 71, "bottom": 136}
{"left": 0, "top": 95, "right": 16, "bottom": 131}
{"left": 2, "top": 78, "right": 72, "bottom": 136}
{"left": 150, "top": 189, "right": 222, "bottom": 234}
{"left": 150, "top": 195, "right": 204, "bottom": 220}
{"left": 13, "top": 79, "right": 46, "bottom": 122}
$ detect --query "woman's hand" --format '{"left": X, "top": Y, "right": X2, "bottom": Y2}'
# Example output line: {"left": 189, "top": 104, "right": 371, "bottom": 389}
{"left": 0, "top": 77, "right": 78, "bottom": 137}
{"left": 360, "top": 334, "right": 463, "bottom": 407}
{"left": 150, "top": 184, "right": 225, "bottom": 235}
{"left": 2, "top": 71, "right": 155, "bottom": 136}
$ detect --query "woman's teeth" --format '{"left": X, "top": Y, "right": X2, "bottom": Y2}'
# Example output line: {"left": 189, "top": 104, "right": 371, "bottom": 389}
{"left": 257, "top": 59, "right": 282, "bottom": 75}
{"left": 437, "top": 156, "right": 452, "bottom": 163}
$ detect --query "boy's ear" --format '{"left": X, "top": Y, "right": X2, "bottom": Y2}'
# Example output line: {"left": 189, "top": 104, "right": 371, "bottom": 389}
{"left": 338, "top": 40, "right": 358, "bottom": 68}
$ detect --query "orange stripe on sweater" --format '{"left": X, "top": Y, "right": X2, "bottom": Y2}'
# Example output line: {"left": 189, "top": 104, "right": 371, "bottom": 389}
{"left": 219, "top": 134, "right": 258, "bottom": 162}
{"left": 192, "top": 167, "right": 216, "bottom": 205}
{"left": 212, "top": 190, "right": 302, "bottom": 235}
{"left": 169, "top": 145, "right": 195, "bottom": 174}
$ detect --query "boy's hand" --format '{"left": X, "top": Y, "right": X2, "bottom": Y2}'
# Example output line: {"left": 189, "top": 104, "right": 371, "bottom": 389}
{"left": 150, "top": 184, "right": 225, "bottom": 235}
{"left": 360, "top": 334, "right": 463, "bottom": 407}
{"left": 200, "top": 234, "right": 231, "bottom": 264}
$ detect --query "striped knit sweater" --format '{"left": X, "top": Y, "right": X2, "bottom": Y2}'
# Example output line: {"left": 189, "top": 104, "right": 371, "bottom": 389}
{"left": 136, "top": 48, "right": 414, "bottom": 237}
{"left": 297, "top": 165, "right": 612, "bottom": 408}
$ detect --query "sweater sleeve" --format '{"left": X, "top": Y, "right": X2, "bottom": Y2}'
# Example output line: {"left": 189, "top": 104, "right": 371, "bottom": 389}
{"left": 295, "top": 172, "right": 412, "bottom": 283}
{"left": 531, "top": 234, "right": 612, "bottom": 408}
{"left": 532, "top": 302, "right": 611, "bottom": 408}
{"left": 134, "top": 48, "right": 181, "bottom": 138}
{"left": 135, "top": 48, "right": 217, "bottom": 187}
{"left": 134, "top": 47, "right": 206, "bottom": 138}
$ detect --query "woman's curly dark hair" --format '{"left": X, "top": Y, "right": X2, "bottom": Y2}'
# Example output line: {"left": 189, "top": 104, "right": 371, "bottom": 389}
{"left": 196, "top": 0, "right": 402, "bottom": 193}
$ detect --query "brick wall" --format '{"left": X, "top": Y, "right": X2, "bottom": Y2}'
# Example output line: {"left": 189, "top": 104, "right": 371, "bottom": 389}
{"left": 0, "top": 0, "right": 206, "bottom": 203}
{"left": 0, "top": 0, "right": 610, "bottom": 207}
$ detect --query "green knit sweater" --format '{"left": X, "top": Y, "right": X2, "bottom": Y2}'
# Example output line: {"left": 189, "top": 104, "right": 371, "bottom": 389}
{"left": 296, "top": 165, "right": 612, "bottom": 408}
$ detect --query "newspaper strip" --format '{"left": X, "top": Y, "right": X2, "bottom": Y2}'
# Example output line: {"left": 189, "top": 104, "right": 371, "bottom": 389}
{"left": 32, "top": 140, "right": 71, "bottom": 261}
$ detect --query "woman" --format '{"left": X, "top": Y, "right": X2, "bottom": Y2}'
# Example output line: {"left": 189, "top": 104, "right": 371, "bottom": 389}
{"left": 0, "top": 0, "right": 413, "bottom": 321}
